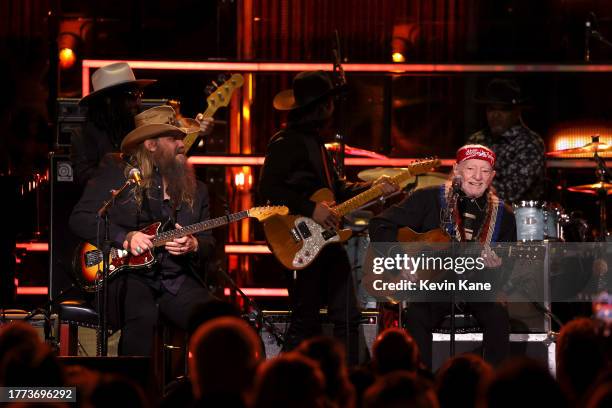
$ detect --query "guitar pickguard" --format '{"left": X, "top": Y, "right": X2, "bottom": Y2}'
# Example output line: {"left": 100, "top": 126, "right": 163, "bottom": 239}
{"left": 291, "top": 217, "right": 341, "bottom": 268}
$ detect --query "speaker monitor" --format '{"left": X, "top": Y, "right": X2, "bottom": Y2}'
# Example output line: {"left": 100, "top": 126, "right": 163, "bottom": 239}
{"left": 432, "top": 332, "right": 556, "bottom": 373}
{"left": 49, "top": 152, "right": 85, "bottom": 302}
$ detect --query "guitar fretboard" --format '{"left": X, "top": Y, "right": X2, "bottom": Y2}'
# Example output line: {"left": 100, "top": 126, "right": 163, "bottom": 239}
{"left": 151, "top": 210, "right": 249, "bottom": 247}
{"left": 334, "top": 161, "right": 437, "bottom": 216}
{"left": 183, "top": 107, "right": 215, "bottom": 152}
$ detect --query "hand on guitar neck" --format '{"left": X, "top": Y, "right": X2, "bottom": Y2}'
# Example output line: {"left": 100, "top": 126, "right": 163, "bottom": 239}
{"left": 372, "top": 175, "right": 400, "bottom": 195}
{"left": 481, "top": 244, "right": 502, "bottom": 268}
{"left": 311, "top": 177, "right": 398, "bottom": 231}
{"left": 195, "top": 114, "right": 215, "bottom": 137}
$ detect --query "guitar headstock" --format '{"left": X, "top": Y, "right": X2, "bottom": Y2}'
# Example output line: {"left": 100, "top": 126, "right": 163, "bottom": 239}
{"left": 248, "top": 206, "right": 289, "bottom": 221}
{"left": 407, "top": 157, "right": 441, "bottom": 176}
{"left": 391, "top": 158, "right": 442, "bottom": 187}
{"left": 206, "top": 73, "right": 244, "bottom": 110}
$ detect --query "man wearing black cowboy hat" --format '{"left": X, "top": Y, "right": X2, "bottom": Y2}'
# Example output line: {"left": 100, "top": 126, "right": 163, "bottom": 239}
{"left": 259, "top": 71, "right": 398, "bottom": 364}
{"left": 72, "top": 62, "right": 214, "bottom": 185}
{"left": 467, "top": 78, "right": 545, "bottom": 204}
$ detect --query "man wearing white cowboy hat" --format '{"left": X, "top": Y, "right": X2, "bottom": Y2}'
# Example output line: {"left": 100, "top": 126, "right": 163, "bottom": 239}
{"left": 70, "top": 105, "right": 218, "bottom": 356}
{"left": 259, "top": 71, "right": 398, "bottom": 364}
{"left": 71, "top": 62, "right": 214, "bottom": 185}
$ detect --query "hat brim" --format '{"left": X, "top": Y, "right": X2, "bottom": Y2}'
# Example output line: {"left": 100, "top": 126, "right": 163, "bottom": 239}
{"left": 273, "top": 86, "right": 341, "bottom": 111}
{"left": 78, "top": 79, "right": 157, "bottom": 106}
{"left": 120, "top": 123, "right": 189, "bottom": 154}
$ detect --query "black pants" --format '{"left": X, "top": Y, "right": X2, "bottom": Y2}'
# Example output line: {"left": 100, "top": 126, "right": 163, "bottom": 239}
{"left": 282, "top": 244, "right": 362, "bottom": 365}
{"left": 403, "top": 302, "right": 510, "bottom": 368}
{"left": 104, "top": 273, "right": 213, "bottom": 356}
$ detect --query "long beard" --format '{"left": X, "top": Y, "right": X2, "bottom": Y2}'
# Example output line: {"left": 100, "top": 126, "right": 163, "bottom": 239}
{"left": 155, "top": 148, "right": 197, "bottom": 208}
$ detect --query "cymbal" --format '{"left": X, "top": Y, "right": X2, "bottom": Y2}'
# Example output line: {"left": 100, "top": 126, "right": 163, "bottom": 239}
{"left": 414, "top": 172, "right": 448, "bottom": 190}
{"left": 567, "top": 182, "right": 612, "bottom": 195}
{"left": 358, "top": 167, "right": 409, "bottom": 182}
{"left": 546, "top": 141, "right": 612, "bottom": 157}
{"left": 325, "top": 143, "right": 388, "bottom": 159}
{"left": 358, "top": 169, "right": 448, "bottom": 191}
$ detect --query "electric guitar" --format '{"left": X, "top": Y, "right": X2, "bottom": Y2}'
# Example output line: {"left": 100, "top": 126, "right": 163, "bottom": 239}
{"left": 182, "top": 73, "right": 244, "bottom": 155}
{"left": 262, "top": 159, "right": 441, "bottom": 270}
{"left": 74, "top": 205, "right": 287, "bottom": 292}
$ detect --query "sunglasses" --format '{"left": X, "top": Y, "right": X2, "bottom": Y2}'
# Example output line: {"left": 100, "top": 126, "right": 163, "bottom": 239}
{"left": 125, "top": 89, "right": 144, "bottom": 99}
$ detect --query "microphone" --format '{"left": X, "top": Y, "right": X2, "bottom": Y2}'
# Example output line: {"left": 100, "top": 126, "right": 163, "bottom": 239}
{"left": 462, "top": 212, "right": 476, "bottom": 241}
{"left": 451, "top": 175, "right": 462, "bottom": 195}
{"left": 128, "top": 168, "right": 142, "bottom": 186}
{"left": 97, "top": 168, "right": 142, "bottom": 217}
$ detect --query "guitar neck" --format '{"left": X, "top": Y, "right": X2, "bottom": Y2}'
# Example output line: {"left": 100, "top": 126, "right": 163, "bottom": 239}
{"left": 151, "top": 210, "right": 249, "bottom": 247}
{"left": 182, "top": 106, "right": 217, "bottom": 154}
{"left": 334, "top": 170, "right": 414, "bottom": 217}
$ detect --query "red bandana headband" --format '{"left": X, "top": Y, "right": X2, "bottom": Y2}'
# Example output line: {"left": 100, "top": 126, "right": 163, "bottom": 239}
{"left": 456, "top": 144, "right": 496, "bottom": 167}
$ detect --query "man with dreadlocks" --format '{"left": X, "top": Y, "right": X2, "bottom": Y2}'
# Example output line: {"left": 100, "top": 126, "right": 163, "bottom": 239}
{"left": 69, "top": 105, "right": 216, "bottom": 356}
{"left": 73, "top": 62, "right": 213, "bottom": 185}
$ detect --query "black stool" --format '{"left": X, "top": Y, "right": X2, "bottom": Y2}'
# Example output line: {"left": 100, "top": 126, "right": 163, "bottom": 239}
{"left": 57, "top": 300, "right": 108, "bottom": 356}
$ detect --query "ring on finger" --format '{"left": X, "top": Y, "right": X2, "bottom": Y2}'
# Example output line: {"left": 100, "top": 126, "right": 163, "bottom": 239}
{"left": 136, "top": 246, "right": 142, "bottom": 254}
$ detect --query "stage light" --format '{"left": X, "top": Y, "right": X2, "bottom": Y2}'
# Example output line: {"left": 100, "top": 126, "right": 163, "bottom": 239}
{"left": 392, "top": 52, "right": 405, "bottom": 63}
{"left": 59, "top": 47, "right": 76, "bottom": 69}
{"left": 58, "top": 32, "right": 80, "bottom": 70}
{"left": 233, "top": 166, "right": 253, "bottom": 191}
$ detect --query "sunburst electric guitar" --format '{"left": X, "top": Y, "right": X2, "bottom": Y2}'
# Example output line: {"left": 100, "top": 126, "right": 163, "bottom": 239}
{"left": 74, "top": 205, "right": 287, "bottom": 292}
{"left": 182, "top": 73, "right": 244, "bottom": 155}
{"left": 262, "top": 159, "right": 441, "bottom": 270}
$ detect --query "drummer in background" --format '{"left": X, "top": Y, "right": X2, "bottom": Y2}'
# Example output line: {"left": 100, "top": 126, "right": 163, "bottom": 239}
{"left": 467, "top": 78, "right": 545, "bottom": 204}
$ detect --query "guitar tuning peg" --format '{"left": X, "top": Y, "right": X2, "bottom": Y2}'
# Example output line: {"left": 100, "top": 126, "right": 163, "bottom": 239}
{"left": 205, "top": 85, "right": 215, "bottom": 96}
{"left": 217, "top": 73, "right": 228, "bottom": 83}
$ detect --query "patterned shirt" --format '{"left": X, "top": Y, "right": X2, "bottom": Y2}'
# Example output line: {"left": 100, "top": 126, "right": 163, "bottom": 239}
{"left": 467, "top": 125, "right": 545, "bottom": 204}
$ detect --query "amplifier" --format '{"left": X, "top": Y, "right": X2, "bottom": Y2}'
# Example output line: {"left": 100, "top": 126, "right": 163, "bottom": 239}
{"left": 0, "top": 310, "right": 58, "bottom": 344}
{"left": 257, "top": 310, "right": 379, "bottom": 364}
{"left": 55, "top": 98, "right": 168, "bottom": 148}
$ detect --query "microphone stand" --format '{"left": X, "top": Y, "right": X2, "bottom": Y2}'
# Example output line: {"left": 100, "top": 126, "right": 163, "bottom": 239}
{"left": 585, "top": 12, "right": 612, "bottom": 63}
{"left": 442, "top": 183, "right": 461, "bottom": 358}
{"left": 216, "top": 262, "right": 285, "bottom": 350}
{"left": 583, "top": 135, "right": 612, "bottom": 241}
{"left": 96, "top": 179, "right": 136, "bottom": 356}
{"left": 332, "top": 29, "right": 347, "bottom": 179}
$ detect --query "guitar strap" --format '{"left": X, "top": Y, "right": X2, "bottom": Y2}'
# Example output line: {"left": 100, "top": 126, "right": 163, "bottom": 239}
{"left": 302, "top": 131, "right": 335, "bottom": 191}
{"left": 439, "top": 184, "right": 505, "bottom": 244}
